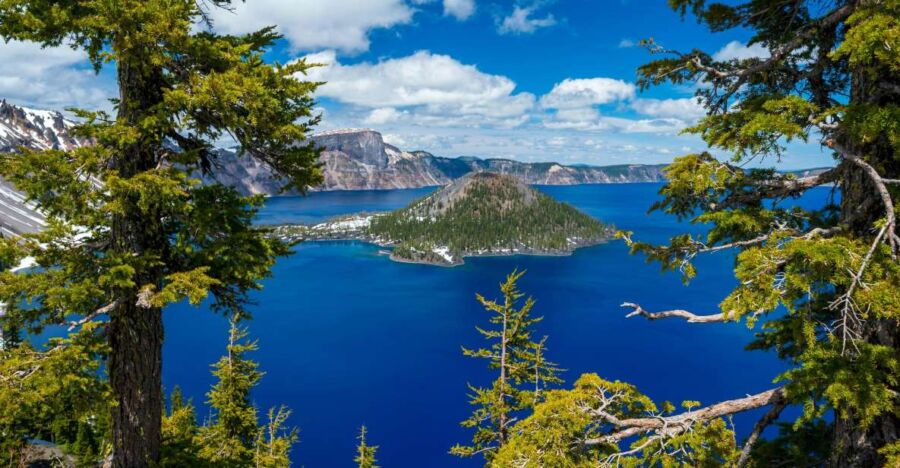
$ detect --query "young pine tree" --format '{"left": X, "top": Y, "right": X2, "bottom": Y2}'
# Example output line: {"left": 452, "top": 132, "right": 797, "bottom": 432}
{"left": 0, "top": 1, "right": 321, "bottom": 465}
{"left": 160, "top": 387, "right": 204, "bottom": 467}
{"left": 451, "top": 270, "right": 561, "bottom": 462}
{"left": 499, "top": 1, "right": 900, "bottom": 466}
{"left": 196, "top": 320, "right": 297, "bottom": 466}
{"left": 160, "top": 321, "right": 297, "bottom": 466}
{"left": 354, "top": 426, "right": 379, "bottom": 468}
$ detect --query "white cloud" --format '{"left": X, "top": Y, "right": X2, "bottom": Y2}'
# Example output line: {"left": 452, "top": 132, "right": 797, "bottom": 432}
{"left": 713, "top": 40, "right": 770, "bottom": 61}
{"left": 498, "top": 5, "right": 556, "bottom": 35}
{"left": 301, "top": 50, "right": 535, "bottom": 128}
{"left": 443, "top": 0, "right": 475, "bottom": 20}
{"left": 618, "top": 39, "right": 635, "bottom": 48}
{"left": 540, "top": 78, "right": 635, "bottom": 109}
{"left": 364, "top": 107, "right": 407, "bottom": 125}
{"left": 631, "top": 97, "right": 706, "bottom": 121}
{"left": 0, "top": 40, "right": 112, "bottom": 110}
{"left": 207, "top": 0, "right": 414, "bottom": 53}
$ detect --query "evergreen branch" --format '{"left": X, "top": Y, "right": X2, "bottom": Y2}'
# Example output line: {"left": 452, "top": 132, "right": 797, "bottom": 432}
{"left": 717, "top": 166, "right": 841, "bottom": 211}
{"left": 689, "top": 4, "right": 853, "bottom": 82}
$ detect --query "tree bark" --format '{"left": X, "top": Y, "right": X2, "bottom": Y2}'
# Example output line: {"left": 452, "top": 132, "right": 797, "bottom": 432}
{"left": 830, "top": 8, "right": 900, "bottom": 462}
{"left": 107, "top": 55, "right": 167, "bottom": 467}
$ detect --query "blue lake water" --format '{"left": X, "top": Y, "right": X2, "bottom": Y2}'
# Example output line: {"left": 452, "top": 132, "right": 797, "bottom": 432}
{"left": 163, "top": 183, "right": 832, "bottom": 467}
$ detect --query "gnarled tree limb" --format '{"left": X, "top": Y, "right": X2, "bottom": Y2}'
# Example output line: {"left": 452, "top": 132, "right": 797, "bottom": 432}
{"left": 586, "top": 387, "right": 786, "bottom": 444}
{"left": 622, "top": 302, "right": 729, "bottom": 323}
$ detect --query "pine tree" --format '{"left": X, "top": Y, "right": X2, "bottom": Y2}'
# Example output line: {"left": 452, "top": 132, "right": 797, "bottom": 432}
{"left": 158, "top": 326, "right": 296, "bottom": 467}
{"left": 253, "top": 407, "right": 298, "bottom": 468}
{"left": 0, "top": 1, "right": 321, "bottom": 465}
{"left": 354, "top": 426, "right": 379, "bottom": 468}
{"left": 160, "top": 387, "right": 204, "bottom": 467}
{"left": 498, "top": 1, "right": 900, "bottom": 466}
{"left": 197, "top": 319, "right": 270, "bottom": 466}
{"left": 451, "top": 270, "right": 561, "bottom": 462}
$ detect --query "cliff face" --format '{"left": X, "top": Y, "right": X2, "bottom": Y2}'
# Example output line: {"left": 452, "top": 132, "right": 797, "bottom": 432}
{"left": 211, "top": 128, "right": 667, "bottom": 195}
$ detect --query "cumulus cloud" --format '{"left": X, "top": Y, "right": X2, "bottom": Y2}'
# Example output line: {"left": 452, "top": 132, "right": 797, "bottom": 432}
{"left": 300, "top": 50, "right": 535, "bottom": 127}
{"left": 540, "top": 78, "right": 635, "bottom": 109}
{"left": 207, "top": 0, "right": 414, "bottom": 53}
{"left": 0, "top": 40, "right": 112, "bottom": 110}
{"left": 630, "top": 97, "right": 706, "bottom": 121}
{"left": 498, "top": 5, "right": 556, "bottom": 35}
{"left": 713, "top": 40, "right": 770, "bottom": 61}
{"left": 364, "top": 107, "right": 407, "bottom": 125}
{"left": 443, "top": 0, "right": 476, "bottom": 20}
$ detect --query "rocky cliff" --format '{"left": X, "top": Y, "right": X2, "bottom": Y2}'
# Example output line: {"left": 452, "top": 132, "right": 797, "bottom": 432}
{"left": 211, "top": 128, "right": 667, "bottom": 194}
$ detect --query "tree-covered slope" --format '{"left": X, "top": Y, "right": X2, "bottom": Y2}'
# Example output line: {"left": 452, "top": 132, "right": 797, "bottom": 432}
{"left": 367, "top": 172, "right": 612, "bottom": 264}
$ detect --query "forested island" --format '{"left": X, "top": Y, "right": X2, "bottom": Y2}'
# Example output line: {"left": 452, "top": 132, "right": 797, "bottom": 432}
{"left": 272, "top": 172, "right": 613, "bottom": 266}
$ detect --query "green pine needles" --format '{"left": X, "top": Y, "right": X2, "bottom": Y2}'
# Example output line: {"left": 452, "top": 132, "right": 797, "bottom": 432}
{"left": 368, "top": 172, "right": 611, "bottom": 264}
{"left": 491, "top": 0, "right": 900, "bottom": 466}
{"left": 0, "top": 0, "right": 322, "bottom": 465}
{"left": 355, "top": 426, "right": 380, "bottom": 468}
{"left": 160, "top": 319, "right": 298, "bottom": 467}
{"left": 451, "top": 270, "right": 563, "bottom": 462}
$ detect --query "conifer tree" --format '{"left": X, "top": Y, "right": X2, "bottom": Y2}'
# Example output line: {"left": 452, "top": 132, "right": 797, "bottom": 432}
{"left": 451, "top": 270, "right": 561, "bottom": 462}
{"left": 160, "top": 387, "right": 204, "bottom": 467}
{"left": 196, "top": 319, "right": 297, "bottom": 466}
{"left": 160, "top": 321, "right": 297, "bottom": 466}
{"left": 0, "top": 1, "right": 321, "bottom": 465}
{"left": 354, "top": 425, "right": 379, "bottom": 468}
{"left": 499, "top": 1, "right": 900, "bottom": 466}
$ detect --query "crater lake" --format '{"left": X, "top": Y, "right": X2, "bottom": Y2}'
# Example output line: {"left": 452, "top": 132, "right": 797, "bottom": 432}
{"left": 163, "top": 183, "right": 831, "bottom": 466}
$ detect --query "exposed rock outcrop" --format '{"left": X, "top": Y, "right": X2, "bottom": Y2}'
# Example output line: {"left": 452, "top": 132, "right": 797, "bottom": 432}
{"left": 211, "top": 128, "right": 668, "bottom": 195}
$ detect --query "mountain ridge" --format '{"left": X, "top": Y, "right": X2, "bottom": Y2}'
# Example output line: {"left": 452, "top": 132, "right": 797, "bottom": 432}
{"left": 208, "top": 128, "right": 669, "bottom": 194}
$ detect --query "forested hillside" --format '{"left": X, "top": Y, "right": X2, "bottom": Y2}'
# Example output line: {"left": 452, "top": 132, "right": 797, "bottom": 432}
{"left": 368, "top": 172, "right": 611, "bottom": 264}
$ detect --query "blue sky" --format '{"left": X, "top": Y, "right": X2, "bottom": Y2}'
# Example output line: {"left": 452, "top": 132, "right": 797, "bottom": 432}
{"left": 0, "top": 0, "right": 831, "bottom": 169}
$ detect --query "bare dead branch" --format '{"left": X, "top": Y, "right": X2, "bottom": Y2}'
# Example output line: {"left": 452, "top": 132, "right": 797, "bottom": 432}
{"left": 622, "top": 302, "right": 730, "bottom": 323}
{"left": 68, "top": 300, "right": 120, "bottom": 331}
{"left": 586, "top": 387, "right": 786, "bottom": 445}
{"left": 736, "top": 397, "right": 788, "bottom": 468}
{"left": 691, "top": 4, "right": 853, "bottom": 82}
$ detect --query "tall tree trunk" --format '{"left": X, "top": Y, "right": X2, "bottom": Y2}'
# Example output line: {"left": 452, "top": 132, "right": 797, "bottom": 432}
{"left": 108, "top": 304, "right": 163, "bottom": 466}
{"left": 108, "top": 56, "right": 166, "bottom": 468}
{"left": 830, "top": 33, "right": 900, "bottom": 466}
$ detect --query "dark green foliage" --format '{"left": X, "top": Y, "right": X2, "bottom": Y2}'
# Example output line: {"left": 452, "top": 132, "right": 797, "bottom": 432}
{"left": 0, "top": 0, "right": 321, "bottom": 463}
{"left": 747, "top": 419, "right": 833, "bottom": 468}
{"left": 369, "top": 173, "right": 610, "bottom": 261}
{"left": 499, "top": 0, "right": 900, "bottom": 465}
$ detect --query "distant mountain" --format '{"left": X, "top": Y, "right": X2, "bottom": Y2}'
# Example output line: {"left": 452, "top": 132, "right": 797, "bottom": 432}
{"left": 0, "top": 100, "right": 94, "bottom": 235}
{"left": 0, "top": 99, "right": 835, "bottom": 236}
{"left": 0, "top": 99, "right": 88, "bottom": 153}
{"left": 210, "top": 128, "right": 668, "bottom": 194}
